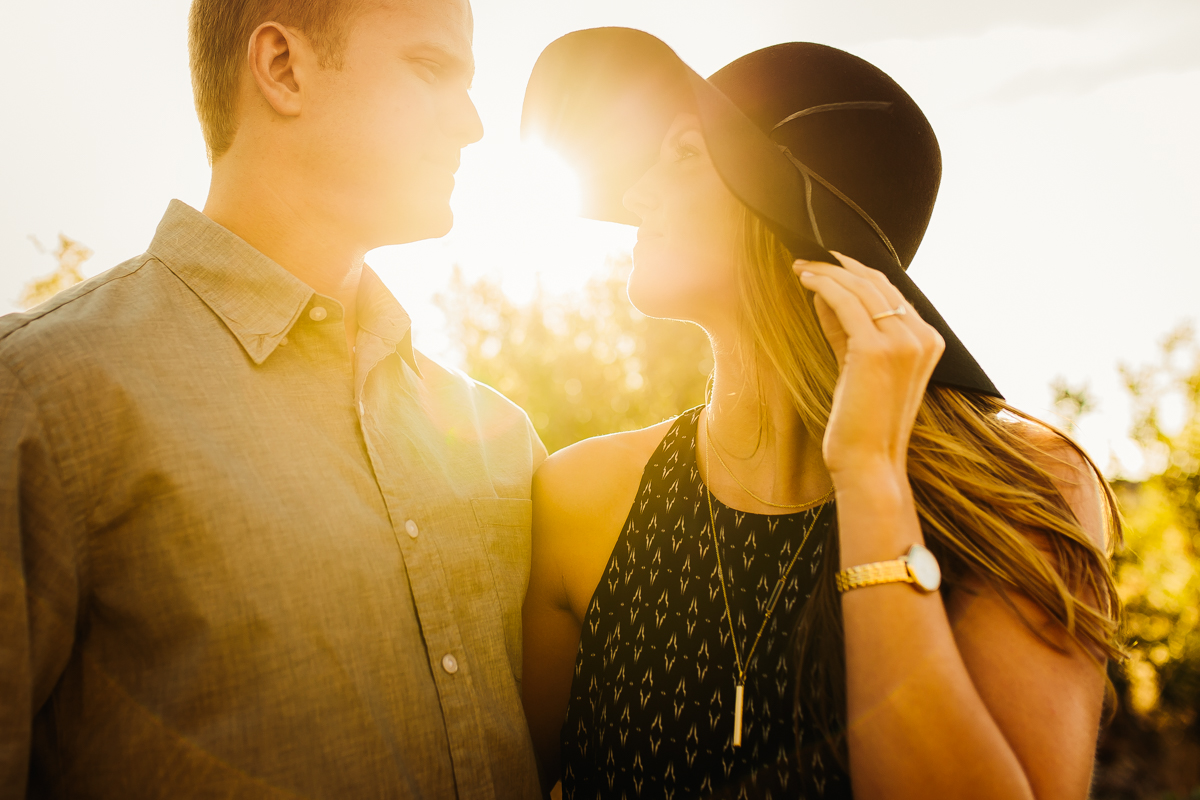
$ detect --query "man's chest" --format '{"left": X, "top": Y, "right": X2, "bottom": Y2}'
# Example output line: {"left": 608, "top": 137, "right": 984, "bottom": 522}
{"left": 73, "top": 361, "right": 528, "bottom": 692}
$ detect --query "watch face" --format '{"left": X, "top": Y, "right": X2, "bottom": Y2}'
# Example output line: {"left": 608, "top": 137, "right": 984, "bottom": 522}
{"left": 906, "top": 544, "right": 942, "bottom": 592}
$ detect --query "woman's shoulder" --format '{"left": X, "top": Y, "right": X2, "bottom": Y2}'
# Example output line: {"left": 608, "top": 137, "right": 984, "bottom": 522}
{"left": 1010, "top": 420, "right": 1109, "bottom": 551}
{"left": 532, "top": 413, "right": 689, "bottom": 619}
{"left": 533, "top": 415, "right": 681, "bottom": 524}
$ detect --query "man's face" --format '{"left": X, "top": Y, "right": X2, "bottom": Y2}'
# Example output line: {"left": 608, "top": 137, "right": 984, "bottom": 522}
{"left": 297, "top": 0, "right": 482, "bottom": 247}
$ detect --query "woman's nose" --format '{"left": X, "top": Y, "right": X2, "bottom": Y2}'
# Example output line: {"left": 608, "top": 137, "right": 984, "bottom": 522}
{"left": 622, "top": 167, "right": 659, "bottom": 221}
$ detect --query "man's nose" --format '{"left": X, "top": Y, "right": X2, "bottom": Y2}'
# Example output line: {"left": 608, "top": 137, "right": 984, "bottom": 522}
{"left": 449, "top": 91, "right": 484, "bottom": 147}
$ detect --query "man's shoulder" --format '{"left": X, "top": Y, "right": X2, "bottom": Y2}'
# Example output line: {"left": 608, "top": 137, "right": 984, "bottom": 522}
{"left": 411, "top": 351, "right": 543, "bottom": 448}
{"left": 0, "top": 253, "right": 162, "bottom": 361}
{"left": 414, "top": 352, "right": 521, "bottom": 411}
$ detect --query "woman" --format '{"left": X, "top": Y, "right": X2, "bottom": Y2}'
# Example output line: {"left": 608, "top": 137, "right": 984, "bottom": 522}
{"left": 520, "top": 29, "right": 1121, "bottom": 800}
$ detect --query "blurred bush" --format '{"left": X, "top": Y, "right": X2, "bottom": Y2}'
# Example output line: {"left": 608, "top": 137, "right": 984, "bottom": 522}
{"left": 20, "top": 234, "right": 90, "bottom": 309}
{"left": 436, "top": 256, "right": 711, "bottom": 453}
{"left": 1094, "top": 325, "right": 1200, "bottom": 800}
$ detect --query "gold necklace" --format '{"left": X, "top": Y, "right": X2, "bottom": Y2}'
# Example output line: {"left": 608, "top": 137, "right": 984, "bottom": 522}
{"left": 703, "top": 426, "right": 829, "bottom": 747}
{"left": 705, "top": 411, "right": 834, "bottom": 511}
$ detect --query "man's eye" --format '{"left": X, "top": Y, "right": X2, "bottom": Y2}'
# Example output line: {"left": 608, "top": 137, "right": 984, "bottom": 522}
{"left": 414, "top": 60, "right": 441, "bottom": 80}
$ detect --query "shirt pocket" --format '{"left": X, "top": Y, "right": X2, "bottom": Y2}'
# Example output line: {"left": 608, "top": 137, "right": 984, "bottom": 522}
{"left": 472, "top": 497, "right": 533, "bottom": 683}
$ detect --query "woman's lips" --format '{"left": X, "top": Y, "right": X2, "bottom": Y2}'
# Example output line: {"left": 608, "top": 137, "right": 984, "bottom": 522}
{"left": 632, "top": 232, "right": 662, "bottom": 258}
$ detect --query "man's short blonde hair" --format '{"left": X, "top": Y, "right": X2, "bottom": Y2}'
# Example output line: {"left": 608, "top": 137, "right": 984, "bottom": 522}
{"left": 188, "top": 0, "right": 363, "bottom": 161}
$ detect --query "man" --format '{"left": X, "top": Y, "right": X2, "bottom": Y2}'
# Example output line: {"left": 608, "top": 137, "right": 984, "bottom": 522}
{"left": 0, "top": 0, "right": 544, "bottom": 796}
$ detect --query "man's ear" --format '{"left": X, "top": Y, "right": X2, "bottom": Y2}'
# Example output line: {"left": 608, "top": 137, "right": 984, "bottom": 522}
{"left": 247, "top": 21, "right": 306, "bottom": 118}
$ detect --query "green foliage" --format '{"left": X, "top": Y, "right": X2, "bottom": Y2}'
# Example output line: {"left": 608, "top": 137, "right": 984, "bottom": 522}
{"left": 20, "top": 234, "right": 90, "bottom": 309}
{"left": 435, "top": 256, "right": 712, "bottom": 453}
{"left": 1094, "top": 324, "right": 1200, "bottom": 799}
{"left": 1050, "top": 376, "right": 1098, "bottom": 433}
{"left": 1115, "top": 324, "right": 1200, "bottom": 728}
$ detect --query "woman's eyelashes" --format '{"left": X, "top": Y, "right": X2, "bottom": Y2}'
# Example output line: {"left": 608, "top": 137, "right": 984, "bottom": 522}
{"left": 673, "top": 140, "right": 701, "bottom": 163}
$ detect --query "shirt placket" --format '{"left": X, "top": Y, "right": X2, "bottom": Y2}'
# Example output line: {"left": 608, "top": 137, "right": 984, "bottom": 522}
{"left": 352, "top": 328, "right": 497, "bottom": 800}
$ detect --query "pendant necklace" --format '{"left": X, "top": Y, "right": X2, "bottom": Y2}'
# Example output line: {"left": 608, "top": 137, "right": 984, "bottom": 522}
{"left": 703, "top": 409, "right": 830, "bottom": 747}
{"left": 706, "top": 414, "right": 833, "bottom": 511}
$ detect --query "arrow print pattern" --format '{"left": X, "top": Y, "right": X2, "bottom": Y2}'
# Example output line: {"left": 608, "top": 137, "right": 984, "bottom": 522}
{"left": 561, "top": 408, "right": 850, "bottom": 799}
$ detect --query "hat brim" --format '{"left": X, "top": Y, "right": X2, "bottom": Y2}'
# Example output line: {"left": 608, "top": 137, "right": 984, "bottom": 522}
{"left": 522, "top": 28, "right": 1000, "bottom": 399}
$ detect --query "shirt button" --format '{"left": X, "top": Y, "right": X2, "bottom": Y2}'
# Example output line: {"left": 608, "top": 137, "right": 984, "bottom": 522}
{"left": 309, "top": 306, "right": 328, "bottom": 322}
{"left": 405, "top": 519, "right": 419, "bottom": 539}
{"left": 279, "top": 336, "right": 289, "bottom": 346}
{"left": 441, "top": 653, "right": 459, "bottom": 674}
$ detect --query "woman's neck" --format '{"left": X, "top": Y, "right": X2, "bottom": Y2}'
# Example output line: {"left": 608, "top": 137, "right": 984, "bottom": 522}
{"left": 700, "top": 336, "right": 832, "bottom": 513}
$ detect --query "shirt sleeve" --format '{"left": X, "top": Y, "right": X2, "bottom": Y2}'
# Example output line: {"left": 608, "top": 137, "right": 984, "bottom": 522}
{"left": 0, "top": 360, "right": 83, "bottom": 794}
{"left": 527, "top": 416, "right": 549, "bottom": 474}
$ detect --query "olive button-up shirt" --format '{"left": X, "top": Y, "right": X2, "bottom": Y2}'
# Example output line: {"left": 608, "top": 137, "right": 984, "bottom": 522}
{"left": 0, "top": 200, "right": 545, "bottom": 798}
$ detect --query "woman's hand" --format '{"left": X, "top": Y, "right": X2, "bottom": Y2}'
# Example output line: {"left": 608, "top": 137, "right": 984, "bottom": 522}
{"left": 796, "top": 253, "right": 944, "bottom": 480}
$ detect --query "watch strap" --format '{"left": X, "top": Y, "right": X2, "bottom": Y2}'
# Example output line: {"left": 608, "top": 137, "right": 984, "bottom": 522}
{"left": 835, "top": 558, "right": 912, "bottom": 593}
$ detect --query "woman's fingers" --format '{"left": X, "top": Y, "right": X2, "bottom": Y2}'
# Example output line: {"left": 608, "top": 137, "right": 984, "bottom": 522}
{"left": 797, "top": 259, "right": 938, "bottom": 368}
{"left": 797, "top": 257, "right": 947, "bottom": 478}
{"left": 828, "top": 251, "right": 910, "bottom": 314}
{"left": 810, "top": 293, "right": 848, "bottom": 363}
{"left": 797, "top": 268, "right": 889, "bottom": 341}
{"left": 815, "top": 254, "right": 941, "bottom": 352}
{"left": 796, "top": 259, "right": 894, "bottom": 320}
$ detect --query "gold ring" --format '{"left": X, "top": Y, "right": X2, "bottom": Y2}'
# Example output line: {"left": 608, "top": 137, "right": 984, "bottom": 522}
{"left": 871, "top": 305, "right": 907, "bottom": 322}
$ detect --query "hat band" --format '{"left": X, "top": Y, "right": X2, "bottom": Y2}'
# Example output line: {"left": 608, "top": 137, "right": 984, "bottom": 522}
{"left": 771, "top": 101, "right": 902, "bottom": 268}
{"left": 770, "top": 100, "right": 894, "bottom": 133}
{"left": 777, "top": 146, "right": 902, "bottom": 268}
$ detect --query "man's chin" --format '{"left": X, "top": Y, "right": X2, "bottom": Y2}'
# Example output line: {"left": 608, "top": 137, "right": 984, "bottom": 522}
{"left": 377, "top": 205, "right": 454, "bottom": 246}
{"left": 425, "top": 207, "right": 454, "bottom": 240}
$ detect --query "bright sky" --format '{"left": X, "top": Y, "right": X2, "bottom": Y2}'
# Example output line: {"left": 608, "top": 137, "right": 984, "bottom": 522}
{"left": 2, "top": 0, "right": 1197, "bottom": 476}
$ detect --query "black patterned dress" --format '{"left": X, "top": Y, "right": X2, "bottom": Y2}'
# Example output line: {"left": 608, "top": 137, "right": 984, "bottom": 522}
{"left": 561, "top": 407, "right": 853, "bottom": 799}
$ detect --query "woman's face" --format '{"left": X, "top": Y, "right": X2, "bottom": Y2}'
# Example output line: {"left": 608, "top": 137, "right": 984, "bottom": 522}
{"left": 622, "top": 113, "right": 742, "bottom": 328}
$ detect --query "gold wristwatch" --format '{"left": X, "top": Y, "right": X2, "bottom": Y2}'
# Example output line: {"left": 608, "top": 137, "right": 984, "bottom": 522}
{"left": 835, "top": 543, "right": 942, "bottom": 593}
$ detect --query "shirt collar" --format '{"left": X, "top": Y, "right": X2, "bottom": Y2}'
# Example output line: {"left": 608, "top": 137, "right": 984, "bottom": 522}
{"left": 357, "top": 265, "right": 422, "bottom": 377}
{"left": 147, "top": 200, "right": 419, "bottom": 374}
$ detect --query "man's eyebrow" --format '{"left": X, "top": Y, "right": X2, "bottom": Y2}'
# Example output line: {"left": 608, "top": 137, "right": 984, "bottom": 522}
{"left": 409, "top": 41, "right": 476, "bottom": 85}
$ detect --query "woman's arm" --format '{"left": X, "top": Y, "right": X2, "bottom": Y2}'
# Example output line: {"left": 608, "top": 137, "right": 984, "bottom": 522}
{"left": 798, "top": 255, "right": 1108, "bottom": 800}
{"left": 522, "top": 424, "right": 672, "bottom": 796}
{"left": 835, "top": 472, "right": 1105, "bottom": 800}
{"left": 944, "top": 441, "right": 1109, "bottom": 798}
{"left": 523, "top": 461, "right": 583, "bottom": 795}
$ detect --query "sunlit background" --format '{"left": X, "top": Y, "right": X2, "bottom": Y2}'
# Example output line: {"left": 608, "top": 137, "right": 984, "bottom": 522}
{"left": 3, "top": 0, "right": 1198, "bottom": 477}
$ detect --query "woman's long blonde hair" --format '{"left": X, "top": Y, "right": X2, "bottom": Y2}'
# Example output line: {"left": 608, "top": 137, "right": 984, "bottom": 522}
{"left": 731, "top": 206, "right": 1123, "bottom": 763}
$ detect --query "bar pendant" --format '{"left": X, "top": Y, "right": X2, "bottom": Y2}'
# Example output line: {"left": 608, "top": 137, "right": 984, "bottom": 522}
{"left": 733, "top": 683, "right": 745, "bottom": 747}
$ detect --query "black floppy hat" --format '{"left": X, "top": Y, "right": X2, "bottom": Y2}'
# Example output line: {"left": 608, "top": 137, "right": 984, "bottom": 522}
{"left": 521, "top": 27, "right": 1000, "bottom": 398}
